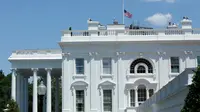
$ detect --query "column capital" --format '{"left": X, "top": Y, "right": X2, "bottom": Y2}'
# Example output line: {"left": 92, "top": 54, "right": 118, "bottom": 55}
{"left": 62, "top": 52, "right": 71, "bottom": 57}
{"left": 45, "top": 68, "right": 52, "bottom": 72}
{"left": 10, "top": 68, "right": 17, "bottom": 72}
{"left": 31, "top": 68, "right": 38, "bottom": 72}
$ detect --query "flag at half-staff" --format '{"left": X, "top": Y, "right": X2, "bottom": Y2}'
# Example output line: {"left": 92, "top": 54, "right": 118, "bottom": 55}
{"left": 124, "top": 9, "right": 132, "bottom": 18}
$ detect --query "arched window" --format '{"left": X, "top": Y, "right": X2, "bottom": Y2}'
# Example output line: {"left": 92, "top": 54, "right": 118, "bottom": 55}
{"left": 137, "top": 85, "right": 146, "bottom": 105}
{"left": 137, "top": 65, "right": 146, "bottom": 73}
{"left": 130, "top": 58, "right": 153, "bottom": 73}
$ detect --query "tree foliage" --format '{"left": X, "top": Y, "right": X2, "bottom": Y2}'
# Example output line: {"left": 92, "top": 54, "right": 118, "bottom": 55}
{"left": 5, "top": 99, "right": 20, "bottom": 112}
{"left": 181, "top": 67, "right": 200, "bottom": 112}
{"left": 0, "top": 70, "right": 11, "bottom": 112}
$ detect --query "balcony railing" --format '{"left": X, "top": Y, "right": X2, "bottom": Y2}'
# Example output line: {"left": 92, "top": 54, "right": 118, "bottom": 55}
{"left": 62, "top": 29, "right": 200, "bottom": 37}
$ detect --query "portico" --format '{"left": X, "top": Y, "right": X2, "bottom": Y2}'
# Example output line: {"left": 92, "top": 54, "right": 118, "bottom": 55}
{"left": 11, "top": 68, "right": 61, "bottom": 112}
{"left": 9, "top": 49, "right": 62, "bottom": 112}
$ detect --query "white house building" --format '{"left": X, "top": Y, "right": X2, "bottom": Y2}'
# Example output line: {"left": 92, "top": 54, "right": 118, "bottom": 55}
{"left": 8, "top": 17, "right": 200, "bottom": 112}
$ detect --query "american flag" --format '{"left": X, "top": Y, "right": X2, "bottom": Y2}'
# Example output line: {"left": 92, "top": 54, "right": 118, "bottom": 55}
{"left": 124, "top": 9, "right": 132, "bottom": 18}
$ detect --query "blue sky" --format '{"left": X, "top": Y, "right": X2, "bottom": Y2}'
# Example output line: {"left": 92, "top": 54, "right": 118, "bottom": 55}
{"left": 0, "top": 0, "right": 200, "bottom": 74}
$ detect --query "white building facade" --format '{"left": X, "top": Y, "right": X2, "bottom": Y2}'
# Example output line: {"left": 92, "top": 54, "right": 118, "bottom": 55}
{"left": 9, "top": 17, "right": 200, "bottom": 112}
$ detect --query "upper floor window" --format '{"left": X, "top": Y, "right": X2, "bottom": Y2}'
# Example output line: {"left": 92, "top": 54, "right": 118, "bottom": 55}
{"left": 76, "top": 58, "right": 84, "bottom": 74}
{"left": 137, "top": 65, "right": 146, "bottom": 73}
{"left": 130, "top": 58, "right": 153, "bottom": 74}
{"left": 170, "top": 57, "right": 179, "bottom": 73}
{"left": 103, "top": 58, "right": 112, "bottom": 74}
{"left": 197, "top": 56, "right": 200, "bottom": 67}
{"left": 137, "top": 85, "right": 147, "bottom": 105}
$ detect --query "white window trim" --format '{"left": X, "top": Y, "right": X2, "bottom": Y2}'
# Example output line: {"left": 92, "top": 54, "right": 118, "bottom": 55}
{"left": 126, "top": 63, "right": 155, "bottom": 79}
{"left": 100, "top": 57, "right": 113, "bottom": 78}
{"left": 169, "top": 57, "right": 180, "bottom": 75}
{"left": 135, "top": 63, "right": 148, "bottom": 74}
{"left": 74, "top": 89, "right": 86, "bottom": 112}
{"left": 74, "top": 58, "right": 86, "bottom": 76}
{"left": 101, "top": 89, "right": 114, "bottom": 112}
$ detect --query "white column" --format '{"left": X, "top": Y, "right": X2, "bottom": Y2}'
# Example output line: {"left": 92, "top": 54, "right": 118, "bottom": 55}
{"left": 11, "top": 68, "right": 17, "bottom": 101}
{"left": 24, "top": 77, "right": 29, "bottom": 112}
{"left": 146, "top": 89, "right": 149, "bottom": 99}
{"left": 55, "top": 76, "right": 59, "bottom": 112}
{"left": 43, "top": 77, "right": 47, "bottom": 112}
{"left": 16, "top": 74, "right": 21, "bottom": 109}
{"left": 46, "top": 68, "right": 52, "bottom": 112}
{"left": 127, "top": 89, "right": 130, "bottom": 107}
{"left": 32, "top": 68, "right": 38, "bottom": 112}
{"left": 20, "top": 75, "right": 24, "bottom": 112}
{"left": 135, "top": 89, "right": 138, "bottom": 107}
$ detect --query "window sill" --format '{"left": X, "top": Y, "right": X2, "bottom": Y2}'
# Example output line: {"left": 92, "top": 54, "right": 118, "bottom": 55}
{"left": 169, "top": 73, "right": 179, "bottom": 77}
{"left": 72, "top": 74, "right": 86, "bottom": 79}
{"left": 100, "top": 74, "right": 114, "bottom": 79}
{"left": 126, "top": 74, "right": 155, "bottom": 79}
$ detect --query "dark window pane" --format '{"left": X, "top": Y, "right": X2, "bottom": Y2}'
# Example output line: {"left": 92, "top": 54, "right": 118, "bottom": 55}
{"left": 76, "top": 58, "right": 84, "bottom": 74}
{"left": 103, "top": 90, "right": 112, "bottom": 111}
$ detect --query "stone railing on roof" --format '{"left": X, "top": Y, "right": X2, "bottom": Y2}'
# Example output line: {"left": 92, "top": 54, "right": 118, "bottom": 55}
{"left": 62, "top": 29, "right": 200, "bottom": 37}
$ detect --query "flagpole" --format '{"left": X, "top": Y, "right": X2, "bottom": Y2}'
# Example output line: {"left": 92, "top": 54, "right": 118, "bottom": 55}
{"left": 122, "top": 0, "right": 124, "bottom": 24}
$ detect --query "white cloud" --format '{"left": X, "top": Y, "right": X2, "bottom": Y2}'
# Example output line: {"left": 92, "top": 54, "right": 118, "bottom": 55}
{"left": 145, "top": 13, "right": 172, "bottom": 26}
{"left": 144, "top": 0, "right": 176, "bottom": 3}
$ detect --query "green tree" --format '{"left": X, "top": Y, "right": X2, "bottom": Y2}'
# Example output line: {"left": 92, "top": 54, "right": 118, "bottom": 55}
{"left": 0, "top": 71, "right": 11, "bottom": 112}
{"left": 5, "top": 99, "right": 20, "bottom": 112}
{"left": 181, "top": 67, "right": 200, "bottom": 112}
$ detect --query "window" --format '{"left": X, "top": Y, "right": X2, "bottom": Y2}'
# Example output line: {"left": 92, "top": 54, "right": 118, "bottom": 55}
{"left": 137, "top": 85, "right": 146, "bottom": 105}
{"left": 130, "top": 90, "right": 135, "bottom": 107}
{"left": 197, "top": 56, "right": 200, "bottom": 67}
{"left": 130, "top": 58, "right": 153, "bottom": 73}
{"left": 103, "top": 90, "right": 112, "bottom": 112}
{"left": 76, "top": 90, "right": 84, "bottom": 112}
{"left": 137, "top": 66, "right": 146, "bottom": 73}
{"left": 149, "top": 89, "right": 154, "bottom": 97}
{"left": 103, "top": 58, "right": 112, "bottom": 74}
{"left": 76, "top": 58, "right": 84, "bottom": 74}
{"left": 170, "top": 57, "right": 179, "bottom": 73}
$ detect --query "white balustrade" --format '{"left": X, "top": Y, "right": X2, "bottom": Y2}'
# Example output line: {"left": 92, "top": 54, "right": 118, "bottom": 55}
{"left": 62, "top": 29, "right": 200, "bottom": 37}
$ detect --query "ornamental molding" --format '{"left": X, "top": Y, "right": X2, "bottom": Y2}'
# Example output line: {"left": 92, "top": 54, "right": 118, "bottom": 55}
{"left": 184, "top": 50, "right": 193, "bottom": 55}
{"left": 62, "top": 52, "right": 71, "bottom": 57}
{"left": 157, "top": 51, "right": 166, "bottom": 56}
{"left": 115, "top": 52, "right": 126, "bottom": 56}
{"left": 88, "top": 52, "right": 98, "bottom": 56}
{"left": 31, "top": 68, "right": 38, "bottom": 72}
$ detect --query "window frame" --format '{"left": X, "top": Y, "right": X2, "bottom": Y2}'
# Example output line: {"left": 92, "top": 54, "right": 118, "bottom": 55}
{"left": 103, "top": 89, "right": 112, "bottom": 112}
{"left": 130, "top": 89, "right": 135, "bottom": 107}
{"left": 76, "top": 90, "right": 85, "bottom": 112}
{"left": 130, "top": 58, "right": 153, "bottom": 74}
{"left": 102, "top": 57, "right": 112, "bottom": 75}
{"left": 170, "top": 57, "right": 180, "bottom": 73}
{"left": 75, "top": 58, "right": 85, "bottom": 75}
{"left": 137, "top": 65, "right": 146, "bottom": 73}
{"left": 197, "top": 56, "right": 200, "bottom": 67}
{"left": 137, "top": 85, "right": 147, "bottom": 105}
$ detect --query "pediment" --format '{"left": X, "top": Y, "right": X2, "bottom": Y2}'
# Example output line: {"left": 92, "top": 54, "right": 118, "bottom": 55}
{"left": 71, "top": 80, "right": 89, "bottom": 87}
{"left": 98, "top": 80, "right": 116, "bottom": 87}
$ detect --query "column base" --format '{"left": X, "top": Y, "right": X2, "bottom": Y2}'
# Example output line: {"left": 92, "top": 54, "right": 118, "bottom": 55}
{"left": 118, "top": 108, "right": 126, "bottom": 112}
{"left": 62, "top": 109, "right": 71, "bottom": 112}
{"left": 90, "top": 109, "right": 98, "bottom": 112}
